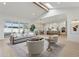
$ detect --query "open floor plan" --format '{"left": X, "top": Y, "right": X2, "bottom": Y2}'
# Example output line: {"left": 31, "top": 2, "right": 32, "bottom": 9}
{"left": 0, "top": 2, "right": 79, "bottom": 57}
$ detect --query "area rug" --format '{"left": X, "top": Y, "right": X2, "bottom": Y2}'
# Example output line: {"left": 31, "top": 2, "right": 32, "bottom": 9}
{"left": 7, "top": 41, "right": 65, "bottom": 57}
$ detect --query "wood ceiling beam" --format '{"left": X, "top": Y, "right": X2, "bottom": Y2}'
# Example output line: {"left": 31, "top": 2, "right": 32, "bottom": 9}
{"left": 33, "top": 2, "right": 49, "bottom": 12}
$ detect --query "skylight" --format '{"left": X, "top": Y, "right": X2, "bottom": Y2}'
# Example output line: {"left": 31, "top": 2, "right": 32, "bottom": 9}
{"left": 44, "top": 3, "right": 53, "bottom": 9}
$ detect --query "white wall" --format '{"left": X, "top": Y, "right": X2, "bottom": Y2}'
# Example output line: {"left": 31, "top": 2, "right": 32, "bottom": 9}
{"left": 59, "top": 8, "right": 79, "bottom": 43}
{"left": 66, "top": 15, "right": 79, "bottom": 43}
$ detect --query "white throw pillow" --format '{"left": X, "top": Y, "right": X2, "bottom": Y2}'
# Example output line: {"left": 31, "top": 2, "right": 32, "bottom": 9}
{"left": 27, "top": 32, "right": 36, "bottom": 37}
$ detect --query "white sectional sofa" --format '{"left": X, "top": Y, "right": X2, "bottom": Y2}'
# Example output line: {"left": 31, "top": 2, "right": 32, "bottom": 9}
{"left": 9, "top": 32, "right": 36, "bottom": 44}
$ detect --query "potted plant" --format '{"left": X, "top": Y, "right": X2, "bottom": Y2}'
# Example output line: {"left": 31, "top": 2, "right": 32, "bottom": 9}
{"left": 30, "top": 24, "right": 36, "bottom": 32}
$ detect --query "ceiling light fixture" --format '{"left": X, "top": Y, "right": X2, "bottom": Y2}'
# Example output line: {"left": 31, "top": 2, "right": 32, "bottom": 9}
{"left": 3, "top": 2, "right": 6, "bottom": 5}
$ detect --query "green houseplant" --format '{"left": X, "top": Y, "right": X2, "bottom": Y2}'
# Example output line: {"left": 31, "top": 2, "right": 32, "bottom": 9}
{"left": 30, "top": 24, "right": 36, "bottom": 32}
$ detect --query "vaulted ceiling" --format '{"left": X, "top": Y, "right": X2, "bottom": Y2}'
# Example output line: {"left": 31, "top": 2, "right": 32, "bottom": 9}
{"left": 47, "top": 2, "right": 79, "bottom": 9}
{"left": 39, "top": 2, "right": 79, "bottom": 24}
{"left": 0, "top": 2, "right": 79, "bottom": 23}
{"left": 0, "top": 2, "right": 46, "bottom": 22}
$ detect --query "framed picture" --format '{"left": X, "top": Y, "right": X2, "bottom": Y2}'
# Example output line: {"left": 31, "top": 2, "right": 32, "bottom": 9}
{"left": 71, "top": 20, "right": 79, "bottom": 31}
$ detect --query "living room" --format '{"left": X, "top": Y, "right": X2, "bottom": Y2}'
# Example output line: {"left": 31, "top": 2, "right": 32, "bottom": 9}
{"left": 0, "top": 2, "right": 79, "bottom": 57}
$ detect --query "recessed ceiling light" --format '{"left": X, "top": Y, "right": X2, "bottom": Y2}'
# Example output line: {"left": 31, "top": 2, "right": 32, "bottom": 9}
{"left": 44, "top": 3, "right": 53, "bottom": 9}
{"left": 3, "top": 2, "right": 6, "bottom": 5}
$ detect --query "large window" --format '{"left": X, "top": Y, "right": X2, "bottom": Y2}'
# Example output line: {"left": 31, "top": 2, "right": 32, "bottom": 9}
{"left": 4, "top": 21, "right": 28, "bottom": 37}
